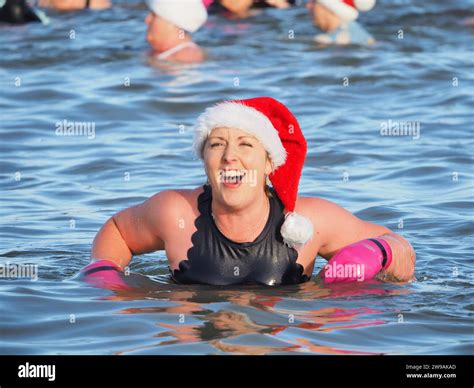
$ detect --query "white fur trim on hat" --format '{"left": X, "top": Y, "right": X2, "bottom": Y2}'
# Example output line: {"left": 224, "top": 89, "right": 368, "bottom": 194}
{"left": 317, "top": 0, "right": 359, "bottom": 21}
{"left": 354, "top": 0, "right": 376, "bottom": 12}
{"left": 193, "top": 102, "right": 287, "bottom": 169}
{"left": 146, "top": 0, "right": 208, "bottom": 33}
{"left": 280, "top": 212, "right": 314, "bottom": 249}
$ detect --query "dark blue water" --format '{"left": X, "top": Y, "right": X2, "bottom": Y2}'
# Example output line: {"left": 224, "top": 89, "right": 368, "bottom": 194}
{"left": 0, "top": 0, "right": 473, "bottom": 354}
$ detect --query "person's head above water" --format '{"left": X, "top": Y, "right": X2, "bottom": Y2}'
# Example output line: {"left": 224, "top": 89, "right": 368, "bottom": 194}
{"left": 37, "top": 0, "right": 111, "bottom": 11}
{"left": 145, "top": 0, "right": 207, "bottom": 62}
{"left": 0, "top": 0, "right": 44, "bottom": 24}
{"left": 145, "top": 12, "right": 182, "bottom": 52}
{"left": 193, "top": 97, "right": 314, "bottom": 248}
{"left": 310, "top": 0, "right": 376, "bottom": 32}
{"left": 146, "top": 0, "right": 208, "bottom": 34}
{"left": 317, "top": 0, "right": 376, "bottom": 22}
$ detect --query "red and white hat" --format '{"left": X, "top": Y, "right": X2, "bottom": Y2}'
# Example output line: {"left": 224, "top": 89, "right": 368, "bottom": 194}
{"left": 317, "top": 0, "right": 376, "bottom": 21}
{"left": 146, "top": 0, "right": 208, "bottom": 33}
{"left": 194, "top": 97, "right": 314, "bottom": 249}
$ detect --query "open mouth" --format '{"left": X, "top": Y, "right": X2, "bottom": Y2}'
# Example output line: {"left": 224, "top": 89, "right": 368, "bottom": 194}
{"left": 220, "top": 170, "right": 246, "bottom": 186}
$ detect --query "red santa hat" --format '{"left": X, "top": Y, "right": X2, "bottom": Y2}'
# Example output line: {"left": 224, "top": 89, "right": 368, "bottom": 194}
{"left": 146, "top": 0, "right": 208, "bottom": 33}
{"left": 194, "top": 97, "right": 314, "bottom": 249}
{"left": 317, "top": 0, "right": 376, "bottom": 21}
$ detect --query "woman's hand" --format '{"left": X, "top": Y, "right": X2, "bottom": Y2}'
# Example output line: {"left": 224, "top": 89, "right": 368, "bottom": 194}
{"left": 78, "top": 260, "right": 132, "bottom": 290}
{"left": 307, "top": 1, "right": 342, "bottom": 32}
{"left": 320, "top": 233, "right": 416, "bottom": 283}
{"left": 300, "top": 197, "right": 416, "bottom": 283}
{"left": 78, "top": 260, "right": 164, "bottom": 291}
{"left": 320, "top": 238, "right": 392, "bottom": 283}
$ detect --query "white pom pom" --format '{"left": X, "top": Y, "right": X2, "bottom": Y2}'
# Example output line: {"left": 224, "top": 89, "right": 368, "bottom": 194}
{"left": 280, "top": 212, "right": 314, "bottom": 249}
{"left": 354, "top": 0, "right": 376, "bottom": 12}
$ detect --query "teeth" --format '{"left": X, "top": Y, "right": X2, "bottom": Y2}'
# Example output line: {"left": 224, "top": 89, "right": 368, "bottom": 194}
{"left": 220, "top": 170, "right": 245, "bottom": 184}
{"left": 222, "top": 170, "right": 245, "bottom": 178}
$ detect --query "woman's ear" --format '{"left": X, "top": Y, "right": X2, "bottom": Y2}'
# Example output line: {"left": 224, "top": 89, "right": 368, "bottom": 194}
{"left": 145, "top": 12, "right": 152, "bottom": 25}
{"left": 265, "top": 155, "right": 274, "bottom": 176}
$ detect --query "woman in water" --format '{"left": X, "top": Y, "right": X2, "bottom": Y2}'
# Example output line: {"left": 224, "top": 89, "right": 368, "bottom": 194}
{"left": 82, "top": 97, "right": 415, "bottom": 289}
{"left": 145, "top": 0, "right": 207, "bottom": 63}
{"left": 37, "top": 0, "right": 111, "bottom": 11}
{"left": 309, "top": 0, "right": 376, "bottom": 45}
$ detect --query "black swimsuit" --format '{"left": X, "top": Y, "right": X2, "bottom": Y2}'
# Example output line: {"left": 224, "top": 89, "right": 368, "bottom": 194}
{"left": 0, "top": 0, "right": 41, "bottom": 24}
{"left": 170, "top": 184, "right": 310, "bottom": 286}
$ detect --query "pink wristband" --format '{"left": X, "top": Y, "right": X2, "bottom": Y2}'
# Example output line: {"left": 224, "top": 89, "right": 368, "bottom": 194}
{"left": 321, "top": 236, "right": 394, "bottom": 283}
{"left": 368, "top": 237, "right": 393, "bottom": 270}
{"left": 80, "top": 260, "right": 132, "bottom": 290}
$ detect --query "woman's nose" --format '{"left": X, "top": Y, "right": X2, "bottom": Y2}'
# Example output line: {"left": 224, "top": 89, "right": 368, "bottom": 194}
{"left": 222, "top": 144, "right": 238, "bottom": 162}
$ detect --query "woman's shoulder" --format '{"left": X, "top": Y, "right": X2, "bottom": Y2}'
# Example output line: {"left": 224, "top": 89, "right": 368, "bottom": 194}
{"left": 296, "top": 195, "right": 334, "bottom": 214}
{"left": 146, "top": 186, "right": 205, "bottom": 217}
{"left": 295, "top": 195, "right": 347, "bottom": 227}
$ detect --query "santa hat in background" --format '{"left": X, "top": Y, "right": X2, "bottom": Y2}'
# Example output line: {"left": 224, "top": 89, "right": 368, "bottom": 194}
{"left": 146, "top": 0, "right": 208, "bottom": 33}
{"left": 317, "top": 0, "right": 376, "bottom": 22}
{"left": 202, "top": 0, "right": 214, "bottom": 8}
{"left": 194, "top": 97, "right": 314, "bottom": 249}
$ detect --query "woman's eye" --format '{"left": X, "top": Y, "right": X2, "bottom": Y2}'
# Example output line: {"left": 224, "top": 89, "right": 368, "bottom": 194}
{"left": 241, "top": 143, "right": 253, "bottom": 147}
{"left": 210, "top": 143, "right": 223, "bottom": 147}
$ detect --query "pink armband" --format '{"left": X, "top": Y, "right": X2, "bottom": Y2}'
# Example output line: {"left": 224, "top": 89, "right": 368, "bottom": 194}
{"left": 321, "top": 237, "right": 393, "bottom": 283}
{"left": 80, "top": 260, "right": 132, "bottom": 290}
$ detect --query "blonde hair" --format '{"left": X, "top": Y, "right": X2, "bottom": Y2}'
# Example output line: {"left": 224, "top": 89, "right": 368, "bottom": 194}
{"left": 264, "top": 152, "right": 273, "bottom": 198}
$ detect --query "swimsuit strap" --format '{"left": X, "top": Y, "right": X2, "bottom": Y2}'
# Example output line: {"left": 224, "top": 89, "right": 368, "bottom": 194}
{"left": 156, "top": 41, "right": 198, "bottom": 60}
{"left": 85, "top": 0, "right": 91, "bottom": 8}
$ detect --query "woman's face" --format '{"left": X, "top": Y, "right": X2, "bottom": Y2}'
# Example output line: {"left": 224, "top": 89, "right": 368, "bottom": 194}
{"left": 203, "top": 127, "right": 273, "bottom": 210}
{"left": 219, "top": 0, "right": 253, "bottom": 16}
{"left": 145, "top": 12, "right": 177, "bottom": 51}
{"left": 309, "top": 2, "right": 342, "bottom": 32}
{"left": 145, "top": 12, "right": 162, "bottom": 50}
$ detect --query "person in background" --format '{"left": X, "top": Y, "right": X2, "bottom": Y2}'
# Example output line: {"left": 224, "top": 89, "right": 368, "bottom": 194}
{"left": 213, "top": 0, "right": 295, "bottom": 19}
{"left": 308, "top": 0, "right": 376, "bottom": 45}
{"left": 37, "top": 0, "right": 110, "bottom": 11}
{"left": 145, "top": 0, "right": 207, "bottom": 63}
{"left": 0, "top": 0, "right": 48, "bottom": 23}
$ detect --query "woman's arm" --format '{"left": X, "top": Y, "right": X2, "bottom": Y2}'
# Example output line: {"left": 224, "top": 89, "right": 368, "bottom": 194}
{"left": 306, "top": 198, "right": 416, "bottom": 282}
{"left": 90, "top": 217, "right": 134, "bottom": 270}
{"left": 81, "top": 191, "right": 182, "bottom": 290}
{"left": 90, "top": 190, "right": 178, "bottom": 270}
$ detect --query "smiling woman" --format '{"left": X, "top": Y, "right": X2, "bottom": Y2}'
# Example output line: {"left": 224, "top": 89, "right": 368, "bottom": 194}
{"left": 81, "top": 96, "right": 415, "bottom": 288}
